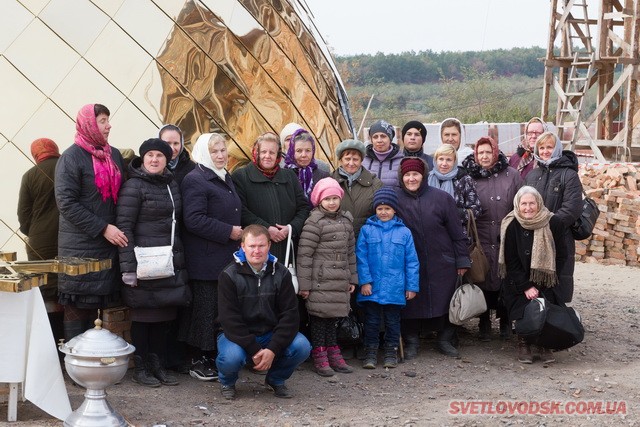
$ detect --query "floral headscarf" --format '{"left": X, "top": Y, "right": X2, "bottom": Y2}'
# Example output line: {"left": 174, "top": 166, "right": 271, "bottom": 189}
{"left": 74, "top": 104, "right": 122, "bottom": 203}
{"left": 284, "top": 128, "right": 318, "bottom": 199}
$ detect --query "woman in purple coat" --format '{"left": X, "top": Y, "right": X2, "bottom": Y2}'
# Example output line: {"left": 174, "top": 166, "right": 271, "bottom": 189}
{"left": 396, "top": 158, "right": 470, "bottom": 358}
{"left": 462, "top": 137, "right": 523, "bottom": 341}
{"left": 180, "top": 133, "right": 243, "bottom": 381}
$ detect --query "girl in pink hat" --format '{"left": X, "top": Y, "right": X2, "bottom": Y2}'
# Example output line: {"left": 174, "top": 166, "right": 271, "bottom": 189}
{"left": 297, "top": 177, "right": 358, "bottom": 377}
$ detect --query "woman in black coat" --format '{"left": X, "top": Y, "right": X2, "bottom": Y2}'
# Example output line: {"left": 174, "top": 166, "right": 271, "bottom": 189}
{"left": 117, "top": 138, "right": 190, "bottom": 388}
{"left": 180, "top": 133, "right": 242, "bottom": 380}
{"left": 525, "top": 132, "right": 582, "bottom": 303}
{"left": 55, "top": 103, "right": 126, "bottom": 341}
{"left": 232, "top": 132, "right": 310, "bottom": 262}
{"left": 499, "top": 186, "right": 565, "bottom": 364}
{"left": 159, "top": 124, "right": 195, "bottom": 185}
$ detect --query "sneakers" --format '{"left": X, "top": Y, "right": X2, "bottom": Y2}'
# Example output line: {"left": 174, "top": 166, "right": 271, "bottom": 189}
{"left": 189, "top": 357, "right": 218, "bottom": 381}
{"left": 264, "top": 379, "right": 293, "bottom": 398}
{"left": 220, "top": 384, "right": 236, "bottom": 400}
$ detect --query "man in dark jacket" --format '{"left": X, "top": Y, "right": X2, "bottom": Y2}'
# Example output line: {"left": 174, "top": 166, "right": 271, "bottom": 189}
{"left": 216, "top": 225, "right": 311, "bottom": 400}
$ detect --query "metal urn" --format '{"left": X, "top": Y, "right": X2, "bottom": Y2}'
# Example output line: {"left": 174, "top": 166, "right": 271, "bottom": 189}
{"left": 59, "top": 319, "right": 135, "bottom": 427}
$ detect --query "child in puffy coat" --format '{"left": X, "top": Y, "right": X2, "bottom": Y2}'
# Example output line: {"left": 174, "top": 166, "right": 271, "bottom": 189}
{"left": 297, "top": 177, "right": 358, "bottom": 376}
{"left": 356, "top": 187, "right": 419, "bottom": 369}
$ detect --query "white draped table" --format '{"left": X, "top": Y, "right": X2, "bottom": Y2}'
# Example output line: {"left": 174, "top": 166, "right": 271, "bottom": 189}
{"left": 0, "top": 288, "right": 72, "bottom": 422}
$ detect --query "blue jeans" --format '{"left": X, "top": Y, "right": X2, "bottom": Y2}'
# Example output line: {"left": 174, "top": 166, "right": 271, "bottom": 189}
{"left": 362, "top": 302, "right": 401, "bottom": 349}
{"left": 216, "top": 332, "right": 311, "bottom": 387}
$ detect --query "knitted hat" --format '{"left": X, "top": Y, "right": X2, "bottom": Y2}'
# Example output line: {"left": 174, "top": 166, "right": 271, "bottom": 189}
{"left": 373, "top": 187, "right": 399, "bottom": 212}
{"left": 368, "top": 120, "right": 395, "bottom": 140}
{"left": 335, "top": 139, "right": 366, "bottom": 160}
{"left": 310, "top": 177, "right": 344, "bottom": 207}
{"left": 280, "top": 122, "right": 302, "bottom": 147}
{"left": 401, "top": 120, "right": 427, "bottom": 143}
{"left": 400, "top": 157, "right": 426, "bottom": 176}
{"left": 139, "top": 138, "right": 173, "bottom": 163}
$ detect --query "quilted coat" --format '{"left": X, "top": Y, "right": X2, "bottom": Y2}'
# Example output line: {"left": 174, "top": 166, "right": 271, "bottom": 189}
{"left": 296, "top": 208, "right": 358, "bottom": 318}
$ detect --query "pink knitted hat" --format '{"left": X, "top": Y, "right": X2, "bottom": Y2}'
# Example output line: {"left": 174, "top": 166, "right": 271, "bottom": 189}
{"left": 310, "top": 177, "right": 344, "bottom": 207}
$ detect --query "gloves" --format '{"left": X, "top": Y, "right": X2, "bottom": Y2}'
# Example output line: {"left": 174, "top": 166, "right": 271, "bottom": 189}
{"left": 122, "top": 272, "right": 138, "bottom": 287}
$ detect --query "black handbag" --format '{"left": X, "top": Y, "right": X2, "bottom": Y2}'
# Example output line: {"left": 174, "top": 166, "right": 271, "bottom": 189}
{"left": 535, "top": 302, "right": 584, "bottom": 350}
{"left": 515, "top": 298, "right": 547, "bottom": 338}
{"left": 559, "top": 169, "right": 600, "bottom": 241}
{"left": 336, "top": 311, "right": 363, "bottom": 346}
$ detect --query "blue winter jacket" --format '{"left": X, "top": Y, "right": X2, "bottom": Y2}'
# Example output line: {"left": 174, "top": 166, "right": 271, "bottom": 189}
{"left": 355, "top": 215, "right": 420, "bottom": 306}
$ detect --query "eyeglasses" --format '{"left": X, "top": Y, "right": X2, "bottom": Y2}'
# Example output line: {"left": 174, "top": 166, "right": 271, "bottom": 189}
{"left": 526, "top": 131, "right": 544, "bottom": 137}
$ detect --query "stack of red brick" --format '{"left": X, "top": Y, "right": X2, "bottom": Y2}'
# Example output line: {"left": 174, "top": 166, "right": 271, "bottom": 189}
{"left": 575, "top": 164, "right": 640, "bottom": 267}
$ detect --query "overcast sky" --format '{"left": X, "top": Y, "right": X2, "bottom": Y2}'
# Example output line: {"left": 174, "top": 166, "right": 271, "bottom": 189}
{"left": 303, "top": 0, "right": 552, "bottom": 55}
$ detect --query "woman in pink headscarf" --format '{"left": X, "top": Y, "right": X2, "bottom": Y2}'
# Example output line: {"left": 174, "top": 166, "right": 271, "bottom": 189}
{"left": 55, "top": 103, "right": 128, "bottom": 341}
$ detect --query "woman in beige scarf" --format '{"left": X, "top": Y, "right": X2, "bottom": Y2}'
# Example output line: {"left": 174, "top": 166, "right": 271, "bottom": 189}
{"left": 499, "top": 186, "right": 564, "bottom": 365}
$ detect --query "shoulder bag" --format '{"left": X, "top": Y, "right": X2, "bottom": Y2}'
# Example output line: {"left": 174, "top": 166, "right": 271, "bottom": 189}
{"left": 559, "top": 168, "right": 600, "bottom": 241}
{"left": 449, "top": 275, "right": 487, "bottom": 325}
{"left": 336, "top": 310, "right": 364, "bottom": 346}
{"left": 134, "top": 185, "right": 176, "bottom": 280}
{"left": 465, "top": 209, "right": 490, "bottom": 283}
{"left": 284, "top": 224, "right": 299, "bottom": 293}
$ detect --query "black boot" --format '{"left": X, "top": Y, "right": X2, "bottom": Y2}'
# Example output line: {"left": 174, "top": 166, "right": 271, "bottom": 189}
{"left": 148, "top": 353, "right": 179, "bottom": 386}
{"left": 478, "top": 312, "right": 491, "bottom": 342}
{"left": 437, "top": 325, "right": 460, "bottom": 358}
{"left": 362, "top": 347, "right": 377, "bottom": 369}
{"left": 63, "top": 320, "right": 86, "bottom": 342}
{"left": 499, "top": 316, "right": 512, "bottom": 340}
{"left": 132, "top": 355, "right": 161, "bottom": 387}
{"left": 403, "top": 333, "right": 420, "bottom": 360}
{"left": 383, "top": 346, "right": 398, "bottom": 368}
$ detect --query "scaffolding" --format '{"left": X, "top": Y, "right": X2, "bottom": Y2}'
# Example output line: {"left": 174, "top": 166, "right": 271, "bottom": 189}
{"left": 542, "top": 0, "right": 640, "bottom": 162}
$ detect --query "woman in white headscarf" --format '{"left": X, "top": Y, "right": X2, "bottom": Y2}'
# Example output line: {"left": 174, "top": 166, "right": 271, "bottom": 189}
{"left": 180, "top": 133, "right": 243, "bottom": 381}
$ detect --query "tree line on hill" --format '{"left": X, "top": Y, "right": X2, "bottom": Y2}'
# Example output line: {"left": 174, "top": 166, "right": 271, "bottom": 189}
{"left": 335, "top": 47, "right": 546, "bottom": 86}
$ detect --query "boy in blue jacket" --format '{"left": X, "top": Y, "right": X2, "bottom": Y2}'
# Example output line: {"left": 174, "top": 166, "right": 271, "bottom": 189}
{"left": 355, "top": 187, "right": 419, "bottom": 369}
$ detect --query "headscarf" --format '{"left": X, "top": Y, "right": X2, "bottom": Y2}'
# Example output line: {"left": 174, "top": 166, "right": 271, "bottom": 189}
{"left": 74, "top": 104, "right": 122, "bottom": 203}
{"left": 533, "top": 132, "right": 563, "bottom": 167}
{"left": 473, "top": 136, "right": 500, "bottom": 168}
{"left": 159, "top": 124, "right": 184, "bottom": 170}
{"left": 498, "top": 186, "right": 557, "bottom": 288}
{"left": 30, "top": 138, "right": 60, "bottom": 164}
{"left": 515, "top": 117, "right": 546, "bottom": 173}
{"left": 252, "top": 133, "right": 281, "bottom": 179}
{"left": 428, "top": 167, "right": 457, "bottom": 197}
{"left": 284, "top": 129, "right": 318, "bottom": 199}
{"left": 192, "top": 133, "right": 228, "bottom": 180}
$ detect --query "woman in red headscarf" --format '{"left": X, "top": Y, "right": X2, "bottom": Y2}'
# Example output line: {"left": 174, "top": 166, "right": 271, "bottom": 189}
{"left": 231, "top": 132, "right": 310, "bottom": 262}
{"left": 55, "top": 104, "right": 128, "bottom": 341}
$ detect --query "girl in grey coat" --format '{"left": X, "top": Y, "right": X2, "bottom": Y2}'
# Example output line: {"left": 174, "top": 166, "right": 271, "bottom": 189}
{"left": 297, "top": 178, "right": 358, "bottom": 377}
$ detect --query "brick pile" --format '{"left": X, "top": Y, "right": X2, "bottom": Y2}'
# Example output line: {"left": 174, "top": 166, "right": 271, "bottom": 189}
{"left": 575, "top": 164, "right": 640, "bottom": 267}
{"left": 102, "top": 306, "right": 132, "bottom": 342}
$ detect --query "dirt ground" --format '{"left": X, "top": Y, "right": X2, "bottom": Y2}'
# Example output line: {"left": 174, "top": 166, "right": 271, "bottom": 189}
{"left": 2, "top": 262, "right": 639, "bottom": 427}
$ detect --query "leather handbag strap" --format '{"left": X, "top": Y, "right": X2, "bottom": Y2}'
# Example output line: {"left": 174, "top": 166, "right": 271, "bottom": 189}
{"left": 466, "top": 209, "right": 482, "bottom": 249}
{"left": 284, "top": 224, "right": 295, "bottom": 268}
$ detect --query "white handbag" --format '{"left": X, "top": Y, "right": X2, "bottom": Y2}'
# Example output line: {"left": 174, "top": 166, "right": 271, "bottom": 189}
{"left": 283, "top": 224, "right": 299, "bottom": 293}
{"left": 449, "top": 275, "right": 487, "bottom": 325}
{"left": 134, "top": 185, "right": 176, "bottom": 280}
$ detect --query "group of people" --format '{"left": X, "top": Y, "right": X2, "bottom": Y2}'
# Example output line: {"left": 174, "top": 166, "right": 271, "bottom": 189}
{"left": 17, "top": 105, "right": 584, "bottom": 400}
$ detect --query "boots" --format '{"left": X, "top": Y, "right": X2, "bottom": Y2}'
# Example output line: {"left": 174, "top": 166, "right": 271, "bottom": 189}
{"left": 132, "top": 355, "right": 161, "bottom": 387}
{"left": 499, "top": 317, "right": 512, "bottom": 340}
{"left": 63, "top": 320, "right": 86, "bottom": 342}
{"left": 437, "top": 325, "right": 460, "bottom": 358}
{"left": 362, "top": 347, "right": 378, "bottom": 369}
{"left": 536, "top": 346, "right": 556, "bottom": 364}
{"left": 383, "top": 346, "right": 398, "bottom": 368}
{"left": 478, "top": 312, "right": 491, "bottom": 342}
{"left": 311, "top": 347, "right": 335, "bottom": 377}
{"left": 147, "top": 353, "right": 179, "bottom": 385}
{"left": 327, "top": 346, "right": 353, "bottom": 373}
{"left": 517, "top": 337, "right": 533, "bottom": 364}
{"left": 403, "top": 333, "right": 419, "bottom": 360}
